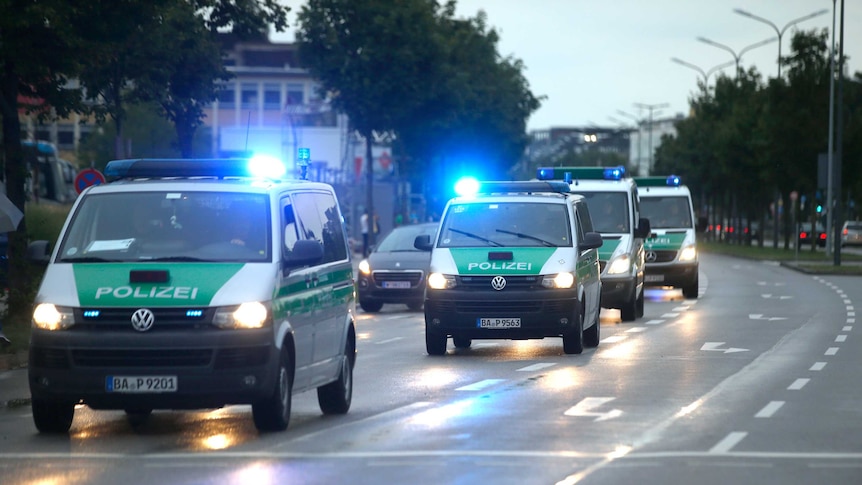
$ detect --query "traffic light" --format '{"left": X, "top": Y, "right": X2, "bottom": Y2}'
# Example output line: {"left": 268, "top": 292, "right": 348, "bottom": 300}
{"left": 816, "top": 204, "right": 823, "bottom": 213}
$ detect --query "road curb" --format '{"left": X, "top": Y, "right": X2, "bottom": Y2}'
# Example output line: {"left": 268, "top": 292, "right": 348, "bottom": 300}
{"left": 0, "top": 351, "right": 28, "bottom": 372}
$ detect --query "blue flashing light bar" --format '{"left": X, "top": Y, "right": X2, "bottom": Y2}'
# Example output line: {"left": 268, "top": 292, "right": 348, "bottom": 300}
{"left": 104, "top": 158, "right": 288, "bottom": 181}
{"left": 536, "top": 166, "right": 626, "bottom": 182}
{"left": 633, "top": 175, "right": 683, "bottom": 187}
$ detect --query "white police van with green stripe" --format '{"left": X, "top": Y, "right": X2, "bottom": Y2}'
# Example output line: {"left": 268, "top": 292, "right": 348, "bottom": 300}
{"left": 414, "top": 180, "right": 603, "bottom": 355}
{"left": 536, "top": 166, "right": 651, "bottom": 321}
{"left": 635, "top": 175, "right": 699, "bottom": 298}
{"left": 26, "top": 158, "right": 356, "bottom": 433}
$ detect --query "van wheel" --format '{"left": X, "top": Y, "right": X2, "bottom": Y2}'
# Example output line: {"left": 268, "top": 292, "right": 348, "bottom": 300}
{"left": 620, "top": 289, "right": 637, "bottom": 322}
{"left": 563, "top": 306, "right": 584, "bottom": 354}
{"left": 317, "top": 339, "right": 354, "bottom": 415}
{"left": 252, "top": 349, "right": 293, "bottom": 432}
{"left": 426, "top": 327, "right": 447, "bottom": 356}
{"left": 635, "top": 289, "right": 645, "bottom": 318}
{"left": 32, "top": 398, "right": 75, "bottom": 433}
{"left": 583, "top": 305, "right": 600, "bottom": 348}
{"left": 125, "top": 408, "right": 153, "bottom": 427}
{"left": 682, "top": 274, "right": 699, "bottom": 299}
{"left": 360, "top": 300, "right": 383, "bottom": 313}
{"left": 452, "top": 336, "right": 472, "bottom": 349}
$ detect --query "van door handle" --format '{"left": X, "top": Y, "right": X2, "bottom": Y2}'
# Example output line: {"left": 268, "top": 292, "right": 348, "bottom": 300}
{"left": 306, "top": 275, "right": 319, "bottom": 286}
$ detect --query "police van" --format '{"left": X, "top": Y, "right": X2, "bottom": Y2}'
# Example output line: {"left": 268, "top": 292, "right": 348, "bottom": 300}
{"left": 634, "top": 175, "right": 699, "bottom": 299}
{"left": 26, "top": 158, "right": 357, "bottom": 433}
{"left": 536, "top": 167, "right": 651, "bottom": 321}
{"left": 414, "top": 179, "right": 603, "bottom": 355}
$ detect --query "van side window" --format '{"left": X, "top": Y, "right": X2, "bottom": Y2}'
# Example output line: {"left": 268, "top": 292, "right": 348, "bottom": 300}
{"left": 282, "top": 198, "right": 299, "bottom": 252}
{"left": 576, "top": 201, "right": 594, "bottom": 233}
{"left": 292, "top": 192, "right": 325, "bottom": 249}
{"left": 313, "top": 192, "right": 348, "bottom": 263}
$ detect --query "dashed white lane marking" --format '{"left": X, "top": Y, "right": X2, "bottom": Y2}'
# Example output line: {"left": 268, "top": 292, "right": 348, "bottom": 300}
{"left": 788, "top": 378, "right": 810, "bottom": 390}
{"left": 625, "top": 327, "right": 647, "bottom": 333}
{"left": 849, "top": 312, "right": 857, "bottom": 317}
{"left": 383, "top": 315, "right": 403, "bottom": 320}
{"left": 517, "top": 363, "right": 556, "bottom": 372}
{"left": 835, "top": 335, "right": 848, "bottom": 342}
{"left": 661, "top": 313, "right": 679, "bottom": 318}
{"left": 843, "top": 326, "right": 853, "bottom": 332}
{"left": 826, "top": 347, "right": 840, "bottom": 356}
{"left": 710, "top": 432, "right": 747, "bottom": 453}
{"left": 672, "top": 306, "right": 689, "bottom": 312}
{"left": 810, "top": 362, "right": 827, "bottom": 371}
{"left": 755, "top": 401, "right": 785, "bottom": 418}
{"left": 645, "top": 320, "right": 664, "bottom": 325}
{"left": 456, "top": 379, "right": 505, "bottom": 391}
{"left": 375, "top": 337, "right": 403, "bottom": 345}
{"left": 848, "top": 318, "right": 856, "bottom": 324}
{"left": 601, "top": 336, "right": 627, "bottom": 344}
{"left": 848, "top": 306, "right": 856, "bottom": 312}
{"left": 844, "top": 299, "right": 852, "bottom": 304}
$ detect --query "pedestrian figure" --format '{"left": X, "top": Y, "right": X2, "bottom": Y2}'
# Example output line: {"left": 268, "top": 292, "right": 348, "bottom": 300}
{"left": 360, "top": 210, "right": 370, "bottom": 257}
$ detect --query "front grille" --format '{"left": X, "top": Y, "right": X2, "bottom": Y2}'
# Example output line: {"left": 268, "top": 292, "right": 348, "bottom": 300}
{"left": 72, "top": 349, "right": 213, "bottom": 367}
{"left": 457, "top": 275, "right": 542, "bottom": 290}
{"left": 649, "top": 250, "right": 678, "bottom": 263}
{"left": 32, "top": 348, "right": 71, "bottom": 369}
{"left": 75, "top": 307, "right": 212, "bottom": 331}
{"left": 372, "top": 270, "right": 423, "bottom": 287}
{"left": 428, "top": 299, "right": 569, "bottom": 314}
{"left": 215, "top": 346, "right": 270, "bottom": 369}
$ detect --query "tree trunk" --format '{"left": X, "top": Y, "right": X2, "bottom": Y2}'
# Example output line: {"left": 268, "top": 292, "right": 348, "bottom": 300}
{"left": 364, "top": 129, "right": 375, "bottom": 246}
{"left": 176, "top": 116, "right": 195, "bottom": 158}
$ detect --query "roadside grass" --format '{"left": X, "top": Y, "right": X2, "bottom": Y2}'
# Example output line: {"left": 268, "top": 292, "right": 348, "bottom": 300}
{"left": 699, "top": 240, "right": 862, "bottom": 275}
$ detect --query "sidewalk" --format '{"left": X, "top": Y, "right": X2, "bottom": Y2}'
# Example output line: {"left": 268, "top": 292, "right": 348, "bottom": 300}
{"left": 0, "top": 367, "right": 29, "bottom": 409}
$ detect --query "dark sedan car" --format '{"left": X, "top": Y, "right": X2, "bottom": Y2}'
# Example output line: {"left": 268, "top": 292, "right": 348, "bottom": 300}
{"left": 798, "top": 222, "right": 826, "bottom": 248}
{"left": 357, "top": 222, "right": 438, "bottom": 312}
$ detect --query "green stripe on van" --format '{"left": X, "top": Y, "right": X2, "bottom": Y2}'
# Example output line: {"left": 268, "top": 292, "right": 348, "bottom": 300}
{"left": 450, "top": 248, "right": 556, "bottom": 275}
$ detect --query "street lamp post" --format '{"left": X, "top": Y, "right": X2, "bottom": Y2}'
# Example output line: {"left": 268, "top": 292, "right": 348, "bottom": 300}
{"left": 633, "top": 102, "right": 669, "bottom": 175}
{"left": 733, "top": 8, "right": 830, "bottom": 78}
{"left": 616, "top": 110, "right": 644, "bottom": 175}
{"left": 696, "top": 36, "right": 778, "bottom": 78}
{"left": 671, "top": 57, "right": 735, "bottom": 86}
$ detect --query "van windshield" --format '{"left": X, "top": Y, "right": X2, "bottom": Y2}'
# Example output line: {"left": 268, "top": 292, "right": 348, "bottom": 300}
{"left": 640, "top": 196, "right": 693, "bottom": 229}
{"left": 57, "top": 191, "right": 271, "bottom": 263}
{"left": 577, "top": 192, "right": 630, "bottom": 234}
{"left": 438, "top": 202, "right": 571, "bottom": 248}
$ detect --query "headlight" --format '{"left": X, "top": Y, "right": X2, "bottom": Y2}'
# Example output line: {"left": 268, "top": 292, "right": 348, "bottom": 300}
{"left": 679, "top": 245, "right": 697, "bottom": 261}
{"left": 606, "top": 254, "right": 631, "bottom": 275}
{"left": 358, "top": 259, "right": 371, "bottom": 275}
{"left": 214, "top": 302, "right": 270, "bottom": 329}
{"left": 541, "top": 272, "right": 575, "bottom": 289}
{"left": 32, "top": 304, "right": 75, "bottom": 330}
{"left": 427, "top": 273, "right": 457, "bottom": 290}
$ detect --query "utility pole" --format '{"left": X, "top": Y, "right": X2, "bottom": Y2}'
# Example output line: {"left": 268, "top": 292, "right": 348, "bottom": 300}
{"left": 633, "top": 102, "right": 669, "bottom": 175}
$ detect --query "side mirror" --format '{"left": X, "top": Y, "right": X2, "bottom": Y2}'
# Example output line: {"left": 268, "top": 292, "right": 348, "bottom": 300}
{"left": 414, "top": 235, "right": 433, "bottom": 251}
{"left": 26, "top": 240, "right": 51, "bottom": 265}
{"left": 283, "top": 239, "right": 324, "bottom": 268}
{"left": 580, "top": 232, "right": 603, "bottom": 251}
{"left": 635, "top": 217, "right": 651, "bottom": 239}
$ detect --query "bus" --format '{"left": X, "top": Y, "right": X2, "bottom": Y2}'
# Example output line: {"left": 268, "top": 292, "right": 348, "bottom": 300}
{"left": 22, "top": 140, "right": 78, "bottom": 204}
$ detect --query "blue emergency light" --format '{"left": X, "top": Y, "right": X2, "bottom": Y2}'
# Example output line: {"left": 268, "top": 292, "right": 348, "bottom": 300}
{"left": 633, "top": 175, "right": 683, "bottom": 187}
{"left": 104, "top": 157, "right": 288, "bottom": 181}
{"left": 536, "top": 166, "right": 625, "bottom": 182}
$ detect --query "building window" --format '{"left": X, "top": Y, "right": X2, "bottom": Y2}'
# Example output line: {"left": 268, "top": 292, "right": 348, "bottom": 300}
{"left": 286, "top": 83, "right": 304, "bottom": 106}
{"left": 217, "top": 83, "right": 236, "bottom": 108}
{"left": 263, "top": 83, "right": 281, "bottom": 110}
{"left": 241, "top": 83, "right": 259, "bottom": 110}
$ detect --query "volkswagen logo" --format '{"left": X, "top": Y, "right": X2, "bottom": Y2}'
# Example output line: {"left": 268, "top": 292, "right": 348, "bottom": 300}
{"left": 490, "top": 276, "right": 507, "bottom": 291}
{"left": 646, "top": 251, "right": 658, "bottom": 263}
{"left": 131, "top": 308, "right": 155, "bottom": 332}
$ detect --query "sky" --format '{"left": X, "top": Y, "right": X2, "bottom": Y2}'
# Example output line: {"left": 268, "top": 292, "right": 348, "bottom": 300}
{"left": 273, "top": 0, "right": 859, "bottom": 132}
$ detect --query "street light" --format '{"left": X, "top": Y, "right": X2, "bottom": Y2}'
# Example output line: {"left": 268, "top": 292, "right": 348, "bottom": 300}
{"left": 617, "top": 110, "right": 644, "bottom": 175}
{"left": 696, "top": 36, "right": 777, "bottom": 78}
{"left": 671, "top": 57, "right": 735, "bottom": 86}
{"left": 733, "top": 8, "right": 830, "bottom": 78}
{"left": 633, "top": 102, "right": 669, "bottom": 176}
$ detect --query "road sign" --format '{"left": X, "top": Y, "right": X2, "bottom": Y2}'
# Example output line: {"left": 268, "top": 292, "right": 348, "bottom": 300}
{"left": 75, "top": 168, "right": 106, "bottom": 194}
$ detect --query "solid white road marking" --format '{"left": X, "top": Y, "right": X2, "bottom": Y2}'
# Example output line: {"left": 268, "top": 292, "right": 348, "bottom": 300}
{"left": 662, "top": 313, "right": 679, "bottom": 318}
{"left": 701, "top": 342, "right": 748, "bottom": 353}
{"left": 375, "top": 337, "right": 403, "bottom": 345}
{"left": 749, "top": 314, "right": 787, "bottom": 321}
{"left": 810, "top": 362, "right": 827, "bottom": 371}
{"left": 517, "top": 363, "right": 556, "bottom": 372}
{"left": 564, "top": 397, "right": 623, "bottom": 422}
{"left": 625, "top": 327, "right": 647, "bottom": 333}
{"left": 788, "top": 378, "right": 810, "bottom": 390}
{"left": 456, "top": 379, "right": 505, "bottom": 391}
{"left": 836, "top": 335, "right": 847, "bottom": 342}
{"left": 755, "top": 401, "right": 785, "bottom": 418}
{"left": 826, "top": 347, "right": 840, "bottom": 355}
{"left": 761, "top": 294, "right": 792, "bottom": 299}
{"left": 601, "top": 336, "right": 627, "bottom": 344}
{"left": 710, "top": 432, "right": 748, "bottom": 453}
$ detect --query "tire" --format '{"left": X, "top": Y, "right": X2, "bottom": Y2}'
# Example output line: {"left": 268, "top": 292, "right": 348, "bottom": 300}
{"left": 359, "top": 300, "right": 383, "bottom": 313}
{"left": 32, "top": 398, "right": 75, "bottom": 433}
{"left": 125, "top": 408, "right": 153, "bottom": 428}
{"left": 562, "top": 305, "right": 584, "bottom": 354}
{"left": 620, "top": 288, "right": 637, "bottom": 322}
{"left": 635, "top": 288, "right": 645, "bottom": 318}
{"left": 317, "top": 339, "right": 354, "bottom": 415}
{"left": 682, "top": 273, "right": 699, "bottom": 299}
{"left": 452, "top": 336, "right": 472, "bottom": 349}
{"left": 426, "top": 326, "right": 447, "bottom": 356}
{"left": 583, "top": 303, "right": 600, "bottom": 348}
{"left": 252, "top": 349, "right": 293, "bottom": 432}
{"left": 406, "top": 301, "right": 424, "bottom": 311}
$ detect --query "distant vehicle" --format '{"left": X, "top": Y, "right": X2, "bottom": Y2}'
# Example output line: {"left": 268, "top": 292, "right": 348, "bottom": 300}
{"left": 21, "top": 140, "right": 78, "bottom": 204}
{"left": 798, "top": 222, "right": 826, "bottom": 247}
{"left": 842, "top": 221, "right": 862, "bottom": 247}
{"left": 357, "top": 222, "right": 438, "bottom": 312}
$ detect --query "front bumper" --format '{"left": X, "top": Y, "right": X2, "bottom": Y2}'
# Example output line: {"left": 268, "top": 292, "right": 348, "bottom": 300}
{"left": 357, "top": 271, "right": 426, "bottom": 304}
{"left": 644, "top": 261, "right": 698, "bottom": 288}
{"left": 424, "top": 287, "right": 580, "bottom": 339}
{"left": 28, "top": 327, "right": 278, "bottom": 409}
{"left": 599, "top": 274, "right": 637, "bottom": 309}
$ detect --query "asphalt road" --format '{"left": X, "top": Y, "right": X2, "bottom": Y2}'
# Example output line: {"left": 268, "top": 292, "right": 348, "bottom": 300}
{"left": 1, "top": 252, "right": 860, "bottom": 484}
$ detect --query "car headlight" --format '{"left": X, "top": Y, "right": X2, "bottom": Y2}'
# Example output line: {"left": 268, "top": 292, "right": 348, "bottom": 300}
{"left": 32, "top": 304, "right": 75, "bottom": 330}
{"left": 358, "top": 259, "right": 371, "bottom": 275}
{"left": 606, "top": 254, "right": 631, "bottom": 275}
{"left": 427, "top": 273, "right": 457, "bottom": 290}
{"left": 679, "top": 245, "right": 697, "bottom": 261}
{"left": 214, "top": 302, "right": 270, "bottom": 329}
{"left": 541, "top": 272, "right": 575, "bottom": 289}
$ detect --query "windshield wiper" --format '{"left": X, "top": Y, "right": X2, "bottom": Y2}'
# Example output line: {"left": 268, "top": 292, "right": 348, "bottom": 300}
{"left": 448, "top": 228, "right": 503, "bottom": 247}
{"left": 143, "top": 256, "right": 218, "bottom": 262}
{"left": 495, "top": 229, "right": 556, "bottom": 247}
{"left": 59, "top": 256, "right": 116, "bottom": 263}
